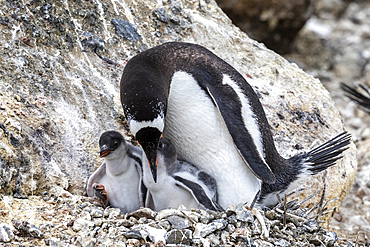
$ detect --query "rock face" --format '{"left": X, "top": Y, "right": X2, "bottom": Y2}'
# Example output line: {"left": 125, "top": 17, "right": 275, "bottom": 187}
{"left": 0, "top": 0, "right": 356, "bottom": 220}
{"left": 215, "top": 0, "right": 315, "bottom": 54}
{"left": 284, "top": 0, "right": 370, "bottom": 235}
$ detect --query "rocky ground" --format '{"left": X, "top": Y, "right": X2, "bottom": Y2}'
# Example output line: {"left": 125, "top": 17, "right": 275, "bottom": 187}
{"left": 285, "top": 0, "right": 370, "bottom": 244}
{"left": 0, "top": 187, "right": 360, "bottom": 246}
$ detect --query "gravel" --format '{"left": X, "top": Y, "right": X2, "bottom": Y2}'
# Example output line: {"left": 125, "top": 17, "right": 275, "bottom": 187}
{"left": 0, "top": 187, "right": 357, "bottom": 246}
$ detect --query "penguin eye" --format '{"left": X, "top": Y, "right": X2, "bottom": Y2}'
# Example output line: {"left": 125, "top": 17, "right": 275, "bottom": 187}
{"left": 113, "top": 141, "right": 119, "bottom": 148}
{"left": 158, "top": 142, "right": 165, "bottom": 149}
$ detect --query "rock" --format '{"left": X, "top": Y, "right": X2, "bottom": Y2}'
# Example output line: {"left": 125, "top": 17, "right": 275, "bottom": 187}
{"left": 165, "top": 229, "right": 192, "bottom": 245}
{"left": 0, "top": 0, "right": 356, "bottom": 225}
{"left": 105, "top": 208, "right": 122, "bottom": 219}
{"left": 122, "top": 230, "right": 143, "bottom": 240}
{"left": 128, "top": 207, "right": 157, "bottom": 220}
{"left": 274, "top": 238, "right": 291, "bottom": 247}
{"left": 90, "top": 207, "right": 103, "bottom": 218}
{"left": 152, "top": 8, "right": 169, "bottom": 23}
{"left": 193, "top": 219, "right": 228, "bottom": 239}
{"left": 136, "top": 225, "right": 166, "bottom": 244}
{"left": 12, "top": 219, "right": 44, "bottom": 238}
{"left": 0, "top": 192, "right": 355, "bottom": 246}
{"left": 72, "top": 217, "right": 94, "bottom": 232}
{"left": 157, "top": 219, "right": 171, "bottom": 231}
{"left": 226, "top": 203, "right": 254, "bottom": 223}
{"left": 44, "top": 237, "right": 62, "bottom": 246}
{"left": 156, "top": 208, "right": 183, "bottom": 220}
{"left": 0, "top": 223, "right": 14, "bottom": 242}
{"left": 111, "top": 19, "right": 142, "bottom": 41}
{"left": 80, "top": 32, "right": 105, "bottom": 52}
{"left": 303, "top": 220, "right": 321, "bottom": 233}
{"left": 255, "top": 239, "right": 274, "bottom": 246}
{"left": 167, "top": 215, "right": 191, "bottom": 230}
{"left": 215, "top": 0, "right": 315, "bottom": 54}
{"left": 324, "top": 231, "right": 339, "bottom": 246}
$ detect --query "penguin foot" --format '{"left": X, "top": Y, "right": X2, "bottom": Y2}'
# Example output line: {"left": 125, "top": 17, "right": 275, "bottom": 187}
{"left": 92, "top": 183, "right": 109, "bottom": 207}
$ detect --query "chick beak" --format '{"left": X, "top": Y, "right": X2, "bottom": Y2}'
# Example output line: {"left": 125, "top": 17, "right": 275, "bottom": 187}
{"left": 99, "top": 145, "right": 111, "bottom": 157}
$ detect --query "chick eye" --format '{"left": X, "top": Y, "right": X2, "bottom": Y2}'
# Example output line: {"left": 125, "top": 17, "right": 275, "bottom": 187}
{"left": 158, "top": 142, "right": 165, "bottom": 149}
{"left": 113, "top": 141, "right": 119, "bottom": 148}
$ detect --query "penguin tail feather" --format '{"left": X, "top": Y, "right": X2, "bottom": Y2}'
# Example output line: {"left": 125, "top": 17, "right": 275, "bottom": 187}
{"left": 293, "top": 132, "right": 351, "bottom": 175}
{"left": 341, "top": 83, "right": 370, "bottom": 113}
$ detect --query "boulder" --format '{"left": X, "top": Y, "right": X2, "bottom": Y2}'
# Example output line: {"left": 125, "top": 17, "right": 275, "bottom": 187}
{"left": 0, "top": 0, "right": 356, "bottom": 223}
{"left": 215, "top": 0, "right": 315, "bottom": 54}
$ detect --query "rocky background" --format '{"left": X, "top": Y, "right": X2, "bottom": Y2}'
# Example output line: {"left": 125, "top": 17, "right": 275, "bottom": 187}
{"left": 0, "top": 0, "right": 366, "bottom": 245}
{"left": 285, "top": 0, "right": 370, "bottom": 242}
{"left": 217, "top": 0, "right": 370, "bottom": 242}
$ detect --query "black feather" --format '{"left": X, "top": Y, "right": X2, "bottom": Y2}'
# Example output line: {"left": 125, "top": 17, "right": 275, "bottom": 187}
{"left": 341, "top": 83, "right": 370, "bottom": 113}
{"left": 260, "top": 132, "right": 351, "bottom": 206}
{"left": 304, "top": 132, "right": 351, "bottom": 174}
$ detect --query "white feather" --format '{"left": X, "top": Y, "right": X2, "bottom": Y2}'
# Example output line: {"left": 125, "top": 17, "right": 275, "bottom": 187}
{"left": 87, "top": 142, "right": 142, "bottom": 213}
{"left": 129, "top": 115, "right": 164, "bottom": 136}
{"left": 258, "top": 161, "right": 312, "bottom": 206}
{"left": 163, "top": 71, "right": 261, "bottom": 208}
{"left": 142, "top": 154, "right": 200, "bottom": 211}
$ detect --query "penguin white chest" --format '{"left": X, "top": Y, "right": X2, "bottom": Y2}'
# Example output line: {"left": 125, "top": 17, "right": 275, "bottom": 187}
{"left": 163, "top": 71, "right": 261, "bottom": 207}
{"left": 104, "top": 158, "right": 141, "bottom": 213}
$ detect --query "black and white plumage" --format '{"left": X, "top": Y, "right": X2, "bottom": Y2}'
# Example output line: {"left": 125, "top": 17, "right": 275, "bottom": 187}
{"left": 341, "top": 83, "right": 370, "bottom": 114}
{"left": 259, "top": 131, "right": 351, "bottom": 206}
{"left": 87, "top": 131, "right": 146, "bottom": 213}
{"left": 143, "top": 137, "right": 223, "bottom": 212}
{"left": 120, "top": 42, "right": 351, "bottom": 208}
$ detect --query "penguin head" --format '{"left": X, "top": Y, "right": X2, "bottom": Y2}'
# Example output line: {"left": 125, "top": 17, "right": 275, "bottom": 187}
{"left": 157, "top": 137, "right": 177, "bottom": 169}
{"left": 136, "top": 127, "right": 162, "bottom": 183}
{"left": 99, "top": 131, "right": 125, "bottom": 159}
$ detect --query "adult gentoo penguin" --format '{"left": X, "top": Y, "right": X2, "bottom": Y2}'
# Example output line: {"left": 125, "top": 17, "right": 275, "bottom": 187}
{"left": 143, "top": 137, "right": 223, "bottom": 211}
{"left": 120, "top": 42, "right": 351, "bottom": 208}
{"left": 87, "top": 131, "right": 146, "bottom": 213}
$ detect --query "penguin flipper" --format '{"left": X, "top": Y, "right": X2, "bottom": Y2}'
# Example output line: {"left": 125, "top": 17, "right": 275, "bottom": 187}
{"left": 205, "top": 82, "right": 276, "bottom": 184}
{"left": 87, "top": 162, "right": 107, "bottom": 197}
{"left": 173, "top": 175, "right": 224, "bottom": 212}
{"left": 129, "top": 145, "right": 149, "bottom": 208}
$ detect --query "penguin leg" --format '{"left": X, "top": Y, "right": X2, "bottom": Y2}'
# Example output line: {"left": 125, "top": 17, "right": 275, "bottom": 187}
{"left": 92, "top": 183, "right": 109, "bottom": 207}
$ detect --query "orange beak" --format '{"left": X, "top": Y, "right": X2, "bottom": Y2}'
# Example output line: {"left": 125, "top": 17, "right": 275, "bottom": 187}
{"left": 99, "top": 145, "right": 111, "bottom": 157}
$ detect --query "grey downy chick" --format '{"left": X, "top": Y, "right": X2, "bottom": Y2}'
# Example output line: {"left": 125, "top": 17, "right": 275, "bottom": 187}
{"left": 143, "top": 137, "right": 223, "bottom": 212}
{"left": 87, "top": 130, "right": 147, "bottom": 213}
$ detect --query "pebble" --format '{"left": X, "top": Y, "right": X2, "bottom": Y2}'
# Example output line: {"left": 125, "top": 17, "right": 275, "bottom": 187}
{"left": 167, "top": 215, "right": 191, "bottom": 229}
{"left": 128, "top": 207, "right": 156, "bottom": 219}
{"left": 0, "top": 223, "right": 14, "bottom": 242}
{"left": 165, "top": 229, "right": 192, "bottom": 245}
{"left": 0, "top": 193, "right": 354, "bottom": 246}
{"left": 226, "top": 203, "right": 254, "bottom": 223}
{"left": 152, "top": 8, "right": 169, "bottom": 23}
{"left": 122, "top": 229, "right": 142, "bottom": 239}
{"left": 12, "top": 219, "right": 44, "bottom": 238}
{"left": 193, "top": 219, "right": 227, "bottom": 239}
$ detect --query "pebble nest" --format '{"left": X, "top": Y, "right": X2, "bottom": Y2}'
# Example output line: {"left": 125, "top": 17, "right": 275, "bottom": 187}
{"left": 0, "top": 188, "right": 357, "bottom": 246}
